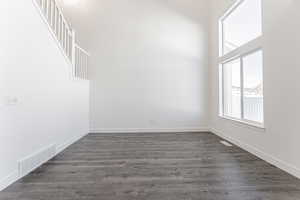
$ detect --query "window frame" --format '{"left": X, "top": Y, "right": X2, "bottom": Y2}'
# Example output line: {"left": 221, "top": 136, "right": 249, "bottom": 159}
{"left": 219, "top": 0, "right": 263, "bottom": 57}
{"left": 218, "top": 0, "right": 264, "bottom": 128}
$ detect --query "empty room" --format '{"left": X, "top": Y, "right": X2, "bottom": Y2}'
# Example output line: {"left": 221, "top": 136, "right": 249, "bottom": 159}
{"left": 1, "top": 0, "right": 300, "bottom": 199}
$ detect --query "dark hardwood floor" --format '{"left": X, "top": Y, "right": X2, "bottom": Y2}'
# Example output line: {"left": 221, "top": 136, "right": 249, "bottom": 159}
{"left": 1, "top": 132, "right": 300, "bottom": 200}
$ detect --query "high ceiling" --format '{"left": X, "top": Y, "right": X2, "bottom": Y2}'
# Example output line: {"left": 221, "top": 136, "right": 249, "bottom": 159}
{"left": 58, "top": 0, "right": 210, "bottom": 50}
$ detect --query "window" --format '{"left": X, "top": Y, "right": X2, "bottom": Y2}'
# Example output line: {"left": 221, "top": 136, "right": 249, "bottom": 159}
{"left": 219, "top": 0, "right": 264, "bottom": 126}
{"left": 223, "top": 58, "right": 241, "bottom": 119}
{"left": 222, "top": 0, "right": 262, "bottom": 55}
{"left": 243, "top": 50, "right": 263, "bottom": 123}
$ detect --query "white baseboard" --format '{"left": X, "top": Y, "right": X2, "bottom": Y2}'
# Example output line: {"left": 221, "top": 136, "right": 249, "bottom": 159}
{"left": 2, "top": 128, "right": 299, "bottom": 192}
{"left": 0, "top": 170, "right": 19, "bottom": 192}
{"left": 90, "top": 127, "right": 210, "bottom": 134}
{"left": 210, "top": 128, "right": 300, "bottom": 179}
{"left": 0, "top": 132, "right": 88, "bottom": 192}
{"left": 19, "top": 144, "right": 56, "bottom": 178}
{"left": 56, "top": 132, "right": 88, "bottom": 154}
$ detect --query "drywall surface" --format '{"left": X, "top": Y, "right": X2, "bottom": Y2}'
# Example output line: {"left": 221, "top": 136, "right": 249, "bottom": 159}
{"left": 209, "top": 0, "right": 300, "bottom": 177}
{"left": 61, "top": 0, "right": 210, "bottom": 132}
{"left": 0, "top": 0, "right": 89, "bottom": 188}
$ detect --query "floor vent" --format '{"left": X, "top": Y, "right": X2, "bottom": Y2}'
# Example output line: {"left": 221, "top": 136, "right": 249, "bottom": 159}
{"left": 18, "top": 144, "right": 56, "bottom": 177}
{"left": 220, "top": 140, "right": 233, "bottom": 147}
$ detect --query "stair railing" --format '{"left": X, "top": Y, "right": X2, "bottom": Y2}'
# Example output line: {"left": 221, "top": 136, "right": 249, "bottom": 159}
{"left": 33, "top": 0, "right": 89, "bottom": 80}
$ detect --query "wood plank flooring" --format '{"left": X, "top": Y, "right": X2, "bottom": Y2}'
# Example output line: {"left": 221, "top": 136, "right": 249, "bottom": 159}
{"left": 1, "top": 132, "right": 300, "bottom": 200}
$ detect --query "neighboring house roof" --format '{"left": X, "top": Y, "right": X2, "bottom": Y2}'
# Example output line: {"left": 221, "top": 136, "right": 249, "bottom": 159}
{"left": 232, "top": 83, "right": 263, "bottom": 96}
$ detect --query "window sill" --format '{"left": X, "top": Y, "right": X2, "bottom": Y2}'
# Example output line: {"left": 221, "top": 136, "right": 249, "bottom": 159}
{"left": 219, "top": 115, "right": 266, "bottom": 130}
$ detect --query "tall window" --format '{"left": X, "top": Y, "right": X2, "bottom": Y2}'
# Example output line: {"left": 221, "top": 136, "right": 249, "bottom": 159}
{"left": 219, "top": 0, "right": 264, "bottom": 126}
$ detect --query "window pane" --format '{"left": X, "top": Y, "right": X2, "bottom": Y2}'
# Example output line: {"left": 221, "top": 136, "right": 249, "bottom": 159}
{"left": 223, "top": 0, "right": 262, "bottom": 54}
{"left": 223, "top": 59, "right": 241, "bottom": 119}
{"left": 243, "top": 50, "right": 263, "bottom": 123}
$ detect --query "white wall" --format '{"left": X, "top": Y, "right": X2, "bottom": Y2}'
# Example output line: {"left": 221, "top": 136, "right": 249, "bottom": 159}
{"left": 209, "top": 0, "right": 300, "bottom": 178}
{"left": 2, "top": 0, "right": 300, "bottom": 190}
{"left": 60, "top": 0, "right": 210, "bottom": 132}
{"left": 0, "top": 0, "right": 89, "bottom": 188}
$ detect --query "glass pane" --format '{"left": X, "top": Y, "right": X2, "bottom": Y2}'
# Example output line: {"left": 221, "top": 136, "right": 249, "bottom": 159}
{"left": 243, "top": 50, "right": 264, "bottom": 123}
{"left": 223, "top": 59, "right": 241, "bottom": 119}
{"left": 223, "top": 0, "right": 262, "bottom": 54}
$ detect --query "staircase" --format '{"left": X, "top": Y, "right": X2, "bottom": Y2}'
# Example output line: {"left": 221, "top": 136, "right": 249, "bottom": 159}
{"left": 33, "top": 0, "right": 89, "bottom": 80}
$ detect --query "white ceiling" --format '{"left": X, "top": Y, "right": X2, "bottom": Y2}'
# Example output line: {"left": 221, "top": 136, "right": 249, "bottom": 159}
{"left": 58, "top": 0, "right": 210, "bottom": 50}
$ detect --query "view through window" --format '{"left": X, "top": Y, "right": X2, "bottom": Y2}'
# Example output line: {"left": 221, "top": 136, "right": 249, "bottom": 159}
{"left": 219, "top": 0, "right": 264, "bottom": 125}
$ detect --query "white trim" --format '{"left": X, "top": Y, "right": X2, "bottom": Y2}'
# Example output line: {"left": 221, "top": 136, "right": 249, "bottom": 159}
{"left": 219, "top": 37, "right": 263, "bottom": 63}
{"left": 220, "top": 0, "right": 245, "bottom": 22}
{"left": 220, "top": 0, "right": 245, "bottom": 56}
{"left": 220, "top": 48, "right": 264, "bottom": 125}
{"left": 56, "top": 132, "right": 89, "bottom": 154}
{"left": 210, "top": 128, "right": 300, "bottom": 179}
{"left": 0, "top": 132, "right": 88, "bottom": 191}
{"left": 75, "top": 44, "right": 90, "bottom": 56}
{"left": 90, "top": 127, "right": 210, "bottom": 134}
{"left": 220, "top": 140, "right": 233, "bottom": 147}
{"left": 0, "top": 170, "right": 19, "bottom": 192}
{"left": 219, "top": 0, "right": 263, "bottom": 57}
{"left": 2, "top": 128, "right": 300, "bottom": 192}
{"left": 32, "top": 0, "right": 73, "bottom": 69}
{"left": 219, "top": 115, "right": 265, "bottom": 129}
{"left": 18, "top": 144, "right": 56, "bottom": 178}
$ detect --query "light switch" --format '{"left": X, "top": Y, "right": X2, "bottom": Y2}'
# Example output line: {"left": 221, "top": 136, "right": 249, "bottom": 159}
{"left": 3, "top": 96, "right": 19, "bottom": 106}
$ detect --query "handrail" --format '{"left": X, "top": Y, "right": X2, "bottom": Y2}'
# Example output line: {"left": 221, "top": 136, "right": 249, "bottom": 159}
{"left": 75, "top": 44, "right": 90, "bottom": 57}
{"left": 33, "top": 0, "right": 89, "bottom": 80}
